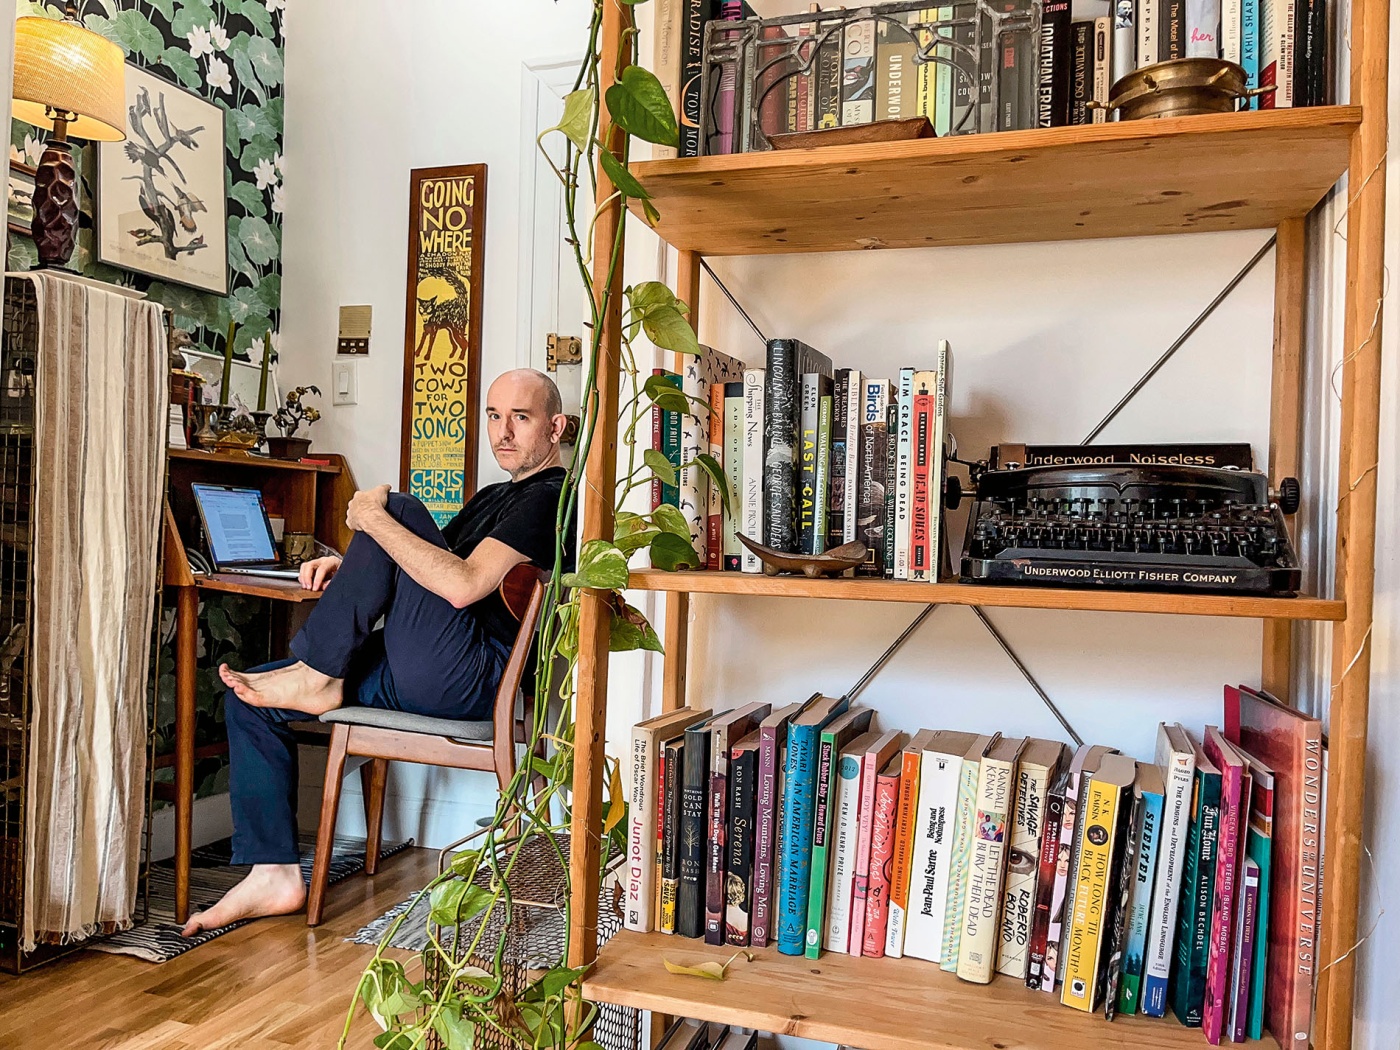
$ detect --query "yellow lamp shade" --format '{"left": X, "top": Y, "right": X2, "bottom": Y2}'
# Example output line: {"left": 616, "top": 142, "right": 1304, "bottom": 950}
{"left": 12, "top": 15, "right": 126, "bottom": 142}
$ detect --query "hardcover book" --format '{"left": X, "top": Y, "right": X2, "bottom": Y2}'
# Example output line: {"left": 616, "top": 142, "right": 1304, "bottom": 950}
{"left": 957, "top": 735, "right": 1026, "bottom": 983}
{"left": 862, "top": 754, "right": 905, "bottom": 957}
{"left": 705, "top": 702, "right": 771, "bottom": 944}
{"left": 1103, "top": 765, "right": 1145, "bottom": 1020}
{"left": 929, "top": 340, "right": 953, "bottom": 580}
{"left": 1038, "top": 0, "right": 1073, "bottom": 126}
{"left": 893, "top": 368, "right": 915, "bottom": 579}
{"left": 1186, "top": 0, "right": 1221, "bottom": 55}
{"left": 1143, "top": 722, "right": 1198, "bottom": 1017}
{"left": 1170, "top": 730, "right": 1222, "bottom": 1027}
{"left": 882, "top": 404, "right": 898, "bottom": 578}
{"left": 775, "top": 695, "right": 850, "bottom": 954}
{"left": 996, "top": 738, "right": 1068, "bottom": 980}
{"left": 722, "top": 382, "right": 744, "bottom": 570}
{"left": 725, "top": 731, "right": 761, "bottom": 945}
{"left": 849, "top": 730, "right": 908, "bottom": 955}
{"left": 752, "top": 698, "right": 814, "bottom": 947}
{"left": 652, "top": 0, "right": 684, "bottom": 161}
{"left": 679, "top": 711, "right": 726, "bottom": 938}
{"left": 856, "top": 379, "right": 892, "bottom": 576}
{"left": 877, "top": 17, "right": 919, "bottom": 121}
{"left": 941, "top": 733, "right": 998, "bottom": 971}
{"left": 814, "top": 392, "right": 833, "bottom": 555}
{"left": 1026, "top": 763, "right": 1070, "bottom": 990}
{"left": 910, "top": 372, "right": 936, "bottom": 582}
{"left": 824, "top": 729, "right": 884, "bottom": 954}
{"left": 1232, "top": 857, "right": 1262, "bottom": 1041}
{"left": 841, "top": 18, "right": 877, "bottom": 126}
{"left": 1046, "top": 744, "right": 1117, "bottom": 991}
{"left": 886, "top": 728, "right": 938, "bottom": 957}
{"left": 905, "top": 730, "right": 983, "bottom": 962}
{"left": 678, "top": 0, "right": 708, "bottom": 158}
{"left": 841, "top": 369, "right": 864, "bottom": 546}
{"left": 805, "top": 708, "right": 876, "bottom": 958}
{"left": 681, "top": 347, "right": 746, "bottom": 565}
{"left": 652, "top": 371, "right": 683, "bottom": 510}
{"left": 1116, "top": 763, "right": 1167, "bottom": 1015}
{"left": 798, "top": 373, "right": 834, "bottom": 555}
{"left": 763, "top": 340, "right": 833, "bottom": 554}
{"left": 741, "top": 369, "right": 765, "bottom": 572}
{"left": 828, "top": 369, "right": 851, "bottom": 553}
{"left": 1161, "top": 0, "right": 1187, "bottom": 57}
{"left": 706, "top": 382, "right": 724, "bottom": 571}
{"left": 1070, "top": 20, "right": 1093, "bottom": 124}
{"left": 660, "top": 732, "right": 688, "bottom": 933}
{"left": 1238, "top": 745, "right": 1275, "bottom": 1040}
{"left": 1138, "top": 0, "right": 1160, "bottom": 67}
{"left": 1203, "top": 726, "right": 1249, "bottom": 1042}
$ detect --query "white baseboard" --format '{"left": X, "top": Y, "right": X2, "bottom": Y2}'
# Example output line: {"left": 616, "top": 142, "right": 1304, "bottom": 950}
{"left": 148, "top": 793, "right": 235, "bottom": 862}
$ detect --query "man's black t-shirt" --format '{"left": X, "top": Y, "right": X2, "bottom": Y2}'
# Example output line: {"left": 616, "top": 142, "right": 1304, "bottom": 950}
{"left": 439, "top": 466, "right": 573, "bottom": 647}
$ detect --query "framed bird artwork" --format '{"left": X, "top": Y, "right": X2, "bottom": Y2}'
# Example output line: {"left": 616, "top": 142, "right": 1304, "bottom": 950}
{"left": 96, "top": 63, "right": 229, "bottom": 296}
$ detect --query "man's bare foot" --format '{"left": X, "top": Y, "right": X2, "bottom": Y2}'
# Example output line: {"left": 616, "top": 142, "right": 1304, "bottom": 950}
{"left": 179, "top": 863, "right": 306, "bottom": 937}
{"left": 219, "top": 661, "right": 345, "bottom": 715}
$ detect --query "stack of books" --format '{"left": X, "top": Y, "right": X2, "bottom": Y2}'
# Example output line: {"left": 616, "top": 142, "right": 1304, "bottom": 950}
{"left": 649, "top": 338, "right": 954, "bottom": 580}
{"left": 625, "top": 684, "right": 1323, "bottom": 1044}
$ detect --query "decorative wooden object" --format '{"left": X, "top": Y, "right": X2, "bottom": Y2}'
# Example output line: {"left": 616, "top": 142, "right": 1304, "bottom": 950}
{"left": 768, "top": 115, "right": 934, "bottom": 150}
{"left": 31, "top": 141, "right": 77, "bottom": 267}
{"left": 736, "top": 534, "right": 868, "bottom": 577}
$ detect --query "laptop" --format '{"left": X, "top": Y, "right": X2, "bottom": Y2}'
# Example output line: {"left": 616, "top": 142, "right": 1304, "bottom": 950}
{"left": 191, "top": 483, "right": 302, "bottom": 580}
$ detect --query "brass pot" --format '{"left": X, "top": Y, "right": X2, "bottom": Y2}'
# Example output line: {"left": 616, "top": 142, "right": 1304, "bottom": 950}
{"left": 1092, "top": 58, "right": 1274, "bottom": 121}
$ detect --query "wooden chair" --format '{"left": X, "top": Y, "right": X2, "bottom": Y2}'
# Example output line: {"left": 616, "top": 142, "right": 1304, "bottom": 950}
{"left": 305, "top": 564, "right": 549, "bottom": 926}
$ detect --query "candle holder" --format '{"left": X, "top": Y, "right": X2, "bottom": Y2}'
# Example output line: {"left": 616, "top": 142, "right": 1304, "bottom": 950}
{"left": 211, "top": 404, "right": 260, "bottom": 453}
{"left": 250, "top": 410, "right": 273, "bottom": 453}
{"left": 191, "top": 403, "right": 222, "bottom": 450}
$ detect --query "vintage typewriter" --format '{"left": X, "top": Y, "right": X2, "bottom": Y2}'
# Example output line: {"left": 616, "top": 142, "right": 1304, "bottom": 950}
{"left": 959, "top": 462, "right": 1302, "bottom": 595}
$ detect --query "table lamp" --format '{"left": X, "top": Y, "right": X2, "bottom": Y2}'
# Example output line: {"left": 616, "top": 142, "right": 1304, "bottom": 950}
{"left": 11, "top": 6, "right": 126, "bottom": 268}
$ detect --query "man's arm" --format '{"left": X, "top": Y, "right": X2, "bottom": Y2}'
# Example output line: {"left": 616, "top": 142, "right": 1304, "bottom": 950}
{"left": 351, "top": 487, "right": 526, "bottom": 609}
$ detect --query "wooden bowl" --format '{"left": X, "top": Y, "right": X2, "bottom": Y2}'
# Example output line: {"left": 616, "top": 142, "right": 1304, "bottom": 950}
{"left": 768, "top": 116, "right": 934, "bottom": 151}
{"left": 737, "top": 535, "right": 868, "bottom": 577}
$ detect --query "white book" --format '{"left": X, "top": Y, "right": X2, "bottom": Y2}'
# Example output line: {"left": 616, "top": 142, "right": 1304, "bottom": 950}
{"left": 1091, "top": 17, "right": 1112, "bottom": 123}
{"left": 841, "top": 369, "right": 863, "bottom": 543}
{"left": 1141, "top": 722, "right": 1199, "bottom": 1015}
{"left": 679, "top": 347, "right": 745, "bottom": 564}
{"left": 824, "top": 740, "right": 867, "bottom": 952}
{"left": 1138, "top": 0, "right": 1159, "bottom": 66}
{"left": 1113, "top": 0, "right": 1136, "bottom": 81}
{"left": 929, "top": 341, "right": 952, "bottom": 581}
{"left": 1260, "top": 0, "right": 1294, "bottom": 106}
{"left": 893, "top": 367, "right": 915, "bottom": 580}
{"left": 740, "top": 369, "right": 765, "bottom": 572}
{"left": 903, "top": 730, "right": 980, "bottom": 962}
{"left": 957, "top": 736, "right": 1024, "bottom": 984}
{"left": 996, "top": 739, "right": 1067, "bottom": 980}
{"left": 1187, "top": 0, "right": 1223, "bottom": 55}
{"left": 1222, "top": 0, "right": 1243, "bottom": 62}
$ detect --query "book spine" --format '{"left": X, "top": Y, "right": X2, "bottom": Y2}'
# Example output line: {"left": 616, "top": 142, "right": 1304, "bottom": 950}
{"left": 816, "top": 20, "right": 842, "bottom": 128}
{"left": 910, "top": 385, "right": 934, "bottom": 582}
{"left": 1231, "top": 861, "right": 1261, "bottom": 1041}
{"left": 825, "top": 750, "right": 863, "bottom": 953}
{"left": 814, "top": 393, "right": 832, "bottom": 555}
{"left": 915, "top": 9, "right": 938, "bottom": 125}
{"left": 704, "top": 767, "right": 729, "bottom": 944}
{"left": 930, "top": 341, "right": 950, "bottom": 581}
{"left": 1044, "top": 777, "right": 1082, "bottom": 991}
{"left": 798, "top": 375, "right": 819, "bottom": 555}
{"left": 679, "top": 0, "right": 706, "bottom": 158}
{"left": 655, "top": 739, "right": 668, "bottom": 923}
{"left": 725, "top": 746, "right": 758, "bottom": 945}
{"left": 721, "top": 384, "right": 744, "bottom": 570}
{"left": 1027, "top": 787, "right": 1066, "bottom": 989}
{"left": 776, "top": 724, "right": 820, "bottom": 954}
{"left": 653, "top": 0, "right": 684, "bottom": 161}
{"left": 1204, "top": 760, "right": 1244, "bottom": 1042}
{"left": 893, "top": 368, "right": 914, "bottom": 580}
{"left": 841, "top": 19, "right": 876, "bottom": 126}
{"left": 885, "top": 746, "right": 924, "bottom": 957}
{"left": 1103, "top": 787, "right": 1143, "bottom": 1021}
{"left": 1060, "top": 774, "right": 1122, "bottom": 1011}
{"left": 1161, "top": 0, "right": 1187, "bottom": 58}
{"left": 842, "top": 371, "right": 862, "bottom": 543}
{"left": 1187, "top": 0, "right": 1222, "bottom": 56}
{"left": 679, "top": 361, "right": 711, "bottom": 563}
{"left": 828, "top": 369, "right": 849, "bottom": 553}
{"left": 905, "top": 750, "right": 960, "bottom": 962}
{"left": 882, "top": 404, "right": 898, "bottom": 578}
{"left": 804, "top": 731, "right": 842, "bottom": 959}
{"left": 997, "top": 762, "right": 1048, "bottom": 980}
{"left": 1277, "top": 0, "right": 1296, "bottom": 106}
{"left": 706, "top": 382, "right": 724, "bottom": 571}
{"left": 1138, "top": 0, "right": 1159, "bottom": 66}
{"left": 1039, "top": 0, "right": 1073, "bottom": 126}
{"left": 1091, "top": 17, "right": 1111, "bottom": 123}
{"left": 1241, "top": 0, "right": 1261, "bottom": 101}
{"left": 997, "top": 12, "right": 1027, "bottom": 130}
{"left": 741, "top": 369, "right": 765, "bottom": 572}
{"left": 1113, "top": 0, "right": 1136, "bottom": 81}
{"left": 651, "top": 368, "right": 665, "bottom": 510}
{"left": 934, "top": 7, "right": 954, "bottom": 136}
{"left": 1144, "top": 750, "right": 1197, "bottom": 1016}
{"left": 857, "top": 412, "right": 888, "bottom": 578}
{"left": 763, "top": 342, "right": 800, "bottom": 553}
{"left": 1283, "top": 733, "right": 1323, "bottom": 1050}
{"left": 709, "top": 4, "right": 743, "bottom": 156}
{"left": 1223, "top": 0, "right": 1242, "bottom": 62}
{"left": 940, "top": 758, "right": 981, "bottom": 971}
{"left": 957, "top": 757, "right": 1015, "bottom": 984}
{"left": 1259, "top": 0, "right": 1280, "bottom": 106}
{"left": 849, "top": 751, "right": 881, "bottom": 954}
{"left": 677, "top": 728, "right": 710, "bottom": 938}
{"left": 625, "top": 727, "right": 656, "bottom": 932}
{"left": 1171, "top": 770, "right": 1221, "bottom": 1027}
{"left": 661, "top": 374, "right": 683, "bottom": 507}
{"left": 660, "top": 738, "right": 684, "bottom": 933}
{"left": 1247, "top": 821, "right": 1272, "bottom": 1039}
{"left": 1118, "top": 788, "right": 1166, "bottom": 1014}
{"left": 862, "top": 767, "right": 902, "bottom": 957}
{"left": 751, "top": 722, "right": 781, "bottom": 947}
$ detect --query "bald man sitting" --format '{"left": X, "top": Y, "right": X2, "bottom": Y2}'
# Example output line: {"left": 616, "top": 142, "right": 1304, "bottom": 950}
{"left": 182, "top": 369, "right": 573, "bottom": 935}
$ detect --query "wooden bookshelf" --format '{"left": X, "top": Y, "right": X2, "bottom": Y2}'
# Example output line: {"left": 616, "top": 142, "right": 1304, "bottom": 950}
{"left": 169, "top": 448, "right": 341, "bottom": 474}
{"left": 585, "top": 930, "right": 1278, "bottom": 1050}
{"left": 626, "top": 107, "right": 1360, "bottom": 255}
{"left": 627, "top": 569, "right": 1345, "bottom": 620}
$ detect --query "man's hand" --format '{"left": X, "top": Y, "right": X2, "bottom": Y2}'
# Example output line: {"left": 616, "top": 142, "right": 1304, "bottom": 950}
{"left": 298, "top": 556, "right": 342, "bottom": 592}
{"left": 346, "top": 484, "right": 392, "bottom": 533}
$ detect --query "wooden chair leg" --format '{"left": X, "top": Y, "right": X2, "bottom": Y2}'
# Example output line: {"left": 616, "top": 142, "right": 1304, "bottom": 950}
{"left": 306, "top": 724, "right": 349, "bottom": 927}
{"left": 361, "top": 758, "right": 389, "bottom": 875}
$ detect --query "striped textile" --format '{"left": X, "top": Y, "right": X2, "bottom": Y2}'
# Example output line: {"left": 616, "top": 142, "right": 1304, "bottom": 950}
{"left": 20, "top": 273, "right": 168, "bottom": 951}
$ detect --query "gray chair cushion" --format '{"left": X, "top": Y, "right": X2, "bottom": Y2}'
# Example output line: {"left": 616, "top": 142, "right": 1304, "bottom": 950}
{"left": 320, "top": 705, "right": 494, "bottom": 742}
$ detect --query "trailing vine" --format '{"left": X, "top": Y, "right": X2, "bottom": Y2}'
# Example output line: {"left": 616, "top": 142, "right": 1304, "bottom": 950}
{"left": 345, "top": 3, "right": 727, "bottom": 1047}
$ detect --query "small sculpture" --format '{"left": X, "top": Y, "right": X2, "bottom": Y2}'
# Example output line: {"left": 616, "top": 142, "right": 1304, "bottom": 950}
{"left": 736, "top": 535, "right": 868, "bottom": 578}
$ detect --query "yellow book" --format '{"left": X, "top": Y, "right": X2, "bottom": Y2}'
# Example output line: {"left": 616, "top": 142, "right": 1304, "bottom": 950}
{"left": 1060, "top": 753, "right": 1137, "bottom": 1011}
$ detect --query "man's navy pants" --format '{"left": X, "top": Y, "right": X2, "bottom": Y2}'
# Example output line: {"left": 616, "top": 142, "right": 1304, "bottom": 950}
{"left": 224, "top": 493, "right": 508, "bottom": 865}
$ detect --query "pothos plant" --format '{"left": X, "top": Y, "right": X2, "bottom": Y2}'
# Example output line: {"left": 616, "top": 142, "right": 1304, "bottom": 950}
{"left": 344, "top": 3, "right": 727, "bottom": 1048}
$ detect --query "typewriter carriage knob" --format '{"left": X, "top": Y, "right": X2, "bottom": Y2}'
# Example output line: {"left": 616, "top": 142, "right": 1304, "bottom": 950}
{"left": 1273, "top": 477, "right": 1301, "bottom": 515}
{"left": 944, "top": 474, "right": 963, "bottom": 510}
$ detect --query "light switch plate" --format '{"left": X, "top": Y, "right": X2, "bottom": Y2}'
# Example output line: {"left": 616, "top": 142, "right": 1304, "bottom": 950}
{"left": 332, "top": 360, "right": 358, "bottom": 405}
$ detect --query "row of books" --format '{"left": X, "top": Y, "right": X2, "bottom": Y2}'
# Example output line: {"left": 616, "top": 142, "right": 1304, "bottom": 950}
{"left": 651, "top": 0, "right": 1330, "bottom": 157}
{"left": 625, "top": 685, "right": 1322, "bottom": 1047}
{"left": 654, "top": 1018, "right": 756, "bottom": 1050}
{"left": 648, "top": 339, "right": 955, "bottom": 578}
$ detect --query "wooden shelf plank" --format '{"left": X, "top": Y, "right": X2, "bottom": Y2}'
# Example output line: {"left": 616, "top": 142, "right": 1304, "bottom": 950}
{"left": 169, "top": 448, "right": 341, "bottom": 474}
{"left": 627, "top": 569, "right": 1344, "bottom": 621}
{"left": 628, "top": 107, "right": 1360, "bottom": 254}
{"left": 194, "top": 573, "right": 321, "bottom": 602}
{"left": 585, "top": 931, "right": 1278, "bottom": 1050}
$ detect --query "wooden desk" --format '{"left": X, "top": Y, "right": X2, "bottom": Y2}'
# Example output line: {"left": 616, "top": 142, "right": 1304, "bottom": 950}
{"left": 162, "top": 449, "right": 357, "bottom": 923}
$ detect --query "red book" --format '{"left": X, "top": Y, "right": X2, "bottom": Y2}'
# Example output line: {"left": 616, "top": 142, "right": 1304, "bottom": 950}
{"left": 706, "top": 381, "right": 724, "bottom": 571}
{"left": 849, "top": 730, "right": 903, "bottom": 952}
{"left": 862, "top": 756, "right": 902, "bottom": 957}
{"left": 1223, "top": 685, "right": 1323, "bottom": 1050}
{"left": 1202, "top": 726, "right": 1247, "bottom": 1044}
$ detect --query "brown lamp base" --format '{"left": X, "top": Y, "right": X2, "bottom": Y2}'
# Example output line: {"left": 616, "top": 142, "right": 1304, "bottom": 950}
{"left": 31, "top": 138, "right": 78, "bottom": 268}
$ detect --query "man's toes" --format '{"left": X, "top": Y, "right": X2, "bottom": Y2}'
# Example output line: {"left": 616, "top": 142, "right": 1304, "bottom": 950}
{"left": 180, "top": 915, "right": 207, "bottom": 937}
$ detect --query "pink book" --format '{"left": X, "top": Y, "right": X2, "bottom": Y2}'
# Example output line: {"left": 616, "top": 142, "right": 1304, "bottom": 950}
{"left": 848, "top": 730, "right": 903, "bottom": 952}
{"left": 861, "top": 757, "right": 902, "bottom": 957}
{"left": 1203, "top": 725, "right": 1246, "bottom": 1044}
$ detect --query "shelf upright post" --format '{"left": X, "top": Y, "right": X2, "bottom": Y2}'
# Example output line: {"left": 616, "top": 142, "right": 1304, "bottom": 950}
{"left": 1263, "top": 217, "right": 1307, "bottom": 702}
{"left": 1317, "top": 0, "right": 1391, "bottom": 1034}
{"left": 568, "top": 0, "right": 632, "bottom": 973}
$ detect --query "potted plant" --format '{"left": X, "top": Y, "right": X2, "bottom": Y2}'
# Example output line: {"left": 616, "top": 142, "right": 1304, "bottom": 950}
{"left": 265, "top": 385, "right": 321, "bottom": 460}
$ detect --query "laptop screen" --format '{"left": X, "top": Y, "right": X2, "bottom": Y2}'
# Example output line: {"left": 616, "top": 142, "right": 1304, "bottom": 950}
{"left": 192, "top": 484, "right": 278, "bottom": 566}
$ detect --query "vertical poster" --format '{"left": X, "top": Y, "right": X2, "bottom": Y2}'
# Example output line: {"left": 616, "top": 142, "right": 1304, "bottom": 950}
{"left": 400, "top": 164, "right": 487, "bottom": 525}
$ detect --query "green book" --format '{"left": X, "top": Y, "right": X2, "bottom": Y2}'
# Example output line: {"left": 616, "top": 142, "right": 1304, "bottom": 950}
{"left": 1170, "top": 746, "right": 1221, "bottom": 1027}
{"left": 940, "top": 736, "right": 991, "bottom": 971}
{"left": 1244, "top": 759, "right": 1274, "bottom": 1040}
{"left": 813, "top": 393, "right": 833, "bottom": 554}
{"left": 803, "top": 708, "right": 874, "bottom": 959}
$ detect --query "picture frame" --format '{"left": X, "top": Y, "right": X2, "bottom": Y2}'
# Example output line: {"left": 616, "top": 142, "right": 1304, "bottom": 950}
{"left": 398, "top": 164, "right": 487, "bottom": 527}
{"left": 181, "top": 349, "right": 276, "bottom": 411}
{"left": 8, "top": 162, "right": 36, "bottom": 236}
{"left": 95, "top": 63, "right": 229, "bottom": 296}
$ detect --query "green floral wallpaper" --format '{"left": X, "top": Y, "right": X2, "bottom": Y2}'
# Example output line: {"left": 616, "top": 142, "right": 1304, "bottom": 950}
{"left": 10, "top": 0, "right": 284, "bottom": 364}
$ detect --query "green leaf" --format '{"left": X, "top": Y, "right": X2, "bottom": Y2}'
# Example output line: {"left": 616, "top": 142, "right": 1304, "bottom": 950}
{"left": 560, "top": 539, "right": 629, "bottom": 591}
{"left": 523, "top": 966, "right": 588, "bottom": 1003}
{"left": 228, "top": 283, "right": 271, "bottom": 324}
{"left": 231, "top": 45, "right": 268, "bottom": 105}
{"left": 433, "top": 1002, "right": 475, "bottom": 1050}
{"left": 146, "top": 282, "right": 220, "bottom": 327}
{"left": 96, "top": 8, "right": 165, "bottom": 62}
{"left": 641, "top": 305, "right": 700, "bottom": 356}
{"left": 230, "top": 102, "right": 277, "bottom": 144}
{"left": 229, "top": 180, "right": 267, "bottom": 218}
{"left": 252, "top": 272, "right": 282, "bottom": 312}
{"left": 428, "top": 879, "right": 492, "bottom": 927}
{"left": 694, "top": 453, "right": 733, "bottom": 515}
{"left": 7, "top": 236, "right": 37, "bottom": 274}
{"left": 372, "top": 1032, "right": 417, "bottom": 1050}
{"left": 161, "top": 46, "right": 201, "bottom": 90}
{"left": 609, "top": 604, "right": 664, "bottom": 653}
{"left": 650, "top": 503, "right": 691, "bottom": 539}
{"left": 238, "top": 214, "right": 279, "bottom": 266}
{"left": 234, "top": 0, "right": 276, "bottom": 37}
{"left": 226, "top": 218, "right": 257, "bottom": 277}
{"left": 615, "top": 527, "right": 659, "bottom": 557}
{"left": 550, "top": 88, "right": 595, "bottom": 152}
{"left": 605, "top": 66, "right": 680, "bottom": 148}
{"left": 643, "top": 448, "right": 676, "bottom": 487}
{"left": 649, "top": 531, "right": 701, "bottom": 572}
{"left": 148, "top": 0, "right": 175, "bottom": 19}
{"left": 239, "top": 134, "right": 279, "bottom": 176}
{"left": 246, "top": 36, "right": 284, "bottom": 88}
{"left": 629, "top": 280, "right": 685, "bottom": 315}
{"left": 171, "top": 0, "right": 217, "bottom": 39}
{"left": 642, "top": 373, "right": 689, "bottom": 414}
{"left": 263, "top": 98, "right": 284, "bottom": 134}
{"left": 448, "top": 848, "right": 482, "bottom": 878}
{"left": 598, "top": 148, "right": 650, "bottom": 202}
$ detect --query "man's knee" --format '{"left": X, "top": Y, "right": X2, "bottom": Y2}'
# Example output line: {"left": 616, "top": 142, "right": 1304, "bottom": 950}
{"left": 385, "top": 492, "right": 444, "bottom": 542}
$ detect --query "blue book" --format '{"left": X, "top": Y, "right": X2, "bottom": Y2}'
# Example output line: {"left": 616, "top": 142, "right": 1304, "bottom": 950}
{"left": 1240, "top": 0, "right": 1261, "bottom": 102}
{"left": 774, "top": 695, "right": 850, "bottom": 955}
{"left": 1116, "top": 765, "right": 1166, "bottom": 1015}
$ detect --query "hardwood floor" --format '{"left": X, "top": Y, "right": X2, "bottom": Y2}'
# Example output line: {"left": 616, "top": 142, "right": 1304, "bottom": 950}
{"left": 0, "top": 848, "right": 440, "bottom": 1050}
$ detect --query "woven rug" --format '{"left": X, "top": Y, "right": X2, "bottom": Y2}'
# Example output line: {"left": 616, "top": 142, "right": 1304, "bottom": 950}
{"left": 88, "top": 836, "right": 412, "bottom": 963}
